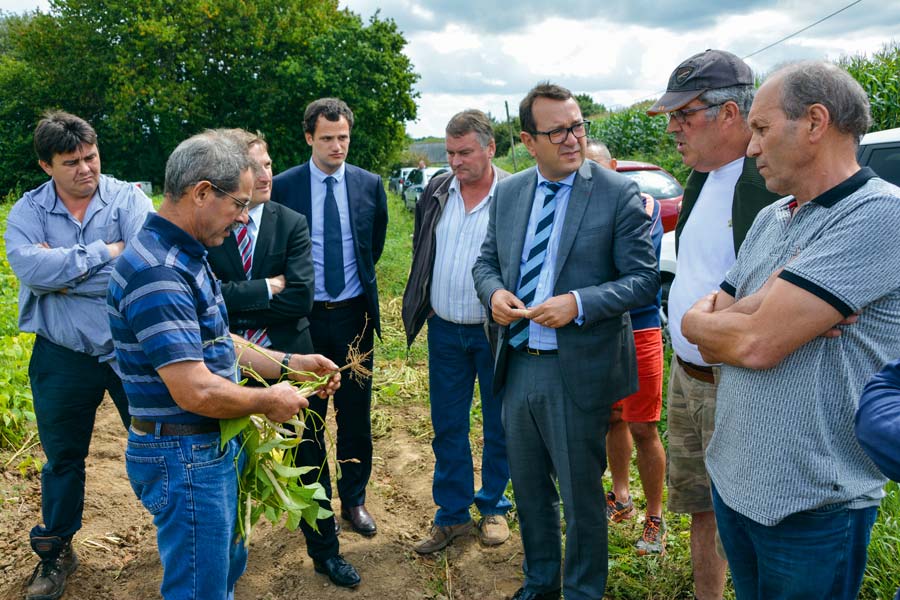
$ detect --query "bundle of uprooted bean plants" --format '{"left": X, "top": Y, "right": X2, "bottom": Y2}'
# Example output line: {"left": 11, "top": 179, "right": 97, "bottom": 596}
{"left": 221, "top": 328, "right": 373, "bottom": 546}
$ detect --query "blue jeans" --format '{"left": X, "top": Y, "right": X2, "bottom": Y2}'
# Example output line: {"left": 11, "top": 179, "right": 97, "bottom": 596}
{"left": 29, "top": 335, "right": 130, "bottom": 546}
{"left": 427, "top": 315, "right": 511, "bottom": 525}
{"left": 712, "top": 484, "right": 878, "bottom": 599}
{"left": 126, "top": 427, "right": 247, "bottom": 600}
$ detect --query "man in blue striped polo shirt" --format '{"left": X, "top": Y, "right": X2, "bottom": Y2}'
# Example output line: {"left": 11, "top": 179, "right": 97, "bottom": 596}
{"left": 108, "top": 130, "right": 339, "bottom": 600}
{"left": 683, "top": 61, "right": 900, "bottom": 598}
{"left": 402, "top": 109, "right": 512, "bottom": 554}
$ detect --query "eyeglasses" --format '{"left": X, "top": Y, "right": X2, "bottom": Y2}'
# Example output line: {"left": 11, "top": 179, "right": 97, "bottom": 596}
{"left": 532, "top": 120, "right": 591, "bottom": 144}
{"left": 669, "top": 103, "right": 724, "bottom": 124}
{"left": 208, "top": 182, "right": 251, "bottom": 214}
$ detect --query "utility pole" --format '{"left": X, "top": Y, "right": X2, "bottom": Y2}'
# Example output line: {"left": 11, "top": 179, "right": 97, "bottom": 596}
{"left": 505, "top": 100, "right": 517, "bottom": 172}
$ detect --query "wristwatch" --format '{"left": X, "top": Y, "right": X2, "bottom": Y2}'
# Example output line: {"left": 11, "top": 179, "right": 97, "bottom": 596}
{"left": 280, "top": 353, "right": 293, "bottom": 377}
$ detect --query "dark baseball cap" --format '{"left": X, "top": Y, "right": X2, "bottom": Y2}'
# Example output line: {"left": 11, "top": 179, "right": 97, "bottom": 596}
{"left": 647, "top": 49, "right": 753, "bottom": 115}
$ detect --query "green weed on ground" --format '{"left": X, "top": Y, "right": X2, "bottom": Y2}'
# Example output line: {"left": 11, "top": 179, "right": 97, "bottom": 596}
{"left": 0, "top": 202, "right": 38, "bottom": 473}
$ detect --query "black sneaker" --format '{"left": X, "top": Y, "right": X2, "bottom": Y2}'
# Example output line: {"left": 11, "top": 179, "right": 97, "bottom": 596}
{"left": 25, "top": 543, "right": 78, "bottom": 600}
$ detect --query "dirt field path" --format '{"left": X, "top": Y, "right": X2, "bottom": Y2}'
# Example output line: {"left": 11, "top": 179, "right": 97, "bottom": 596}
{"left": 0, "top": 395, "right": 524, "bottom": 599}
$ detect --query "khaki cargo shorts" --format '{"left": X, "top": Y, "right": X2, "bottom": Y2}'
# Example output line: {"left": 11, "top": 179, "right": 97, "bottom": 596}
{"left": 666, "top": 356, "right": 719, "bottom": 514}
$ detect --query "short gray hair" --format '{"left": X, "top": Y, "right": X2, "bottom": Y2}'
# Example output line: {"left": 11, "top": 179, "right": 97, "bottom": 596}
{"left": 445, "top": 109, "right": 494, "bottom": 148}
{"left": 700, "top": 84, "right": 755, "bottom": 120}
{"left": 772, "top": 61, "right": 871, "bottom": 140}
{"left": 164, "top": 129, "right": 252, "bottom": 200}
{"left": 585, "top": 138, "right": 612, "bottom": 162}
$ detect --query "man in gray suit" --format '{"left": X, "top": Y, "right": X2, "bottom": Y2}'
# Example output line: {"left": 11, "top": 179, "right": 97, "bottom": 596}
{"left": 473, "top": 82, "right": 658, "bottom": 600}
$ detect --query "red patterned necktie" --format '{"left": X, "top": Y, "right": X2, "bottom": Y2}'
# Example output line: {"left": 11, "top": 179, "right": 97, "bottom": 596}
{"left": 236, "top": 221, "right": 271, "bottom": 348}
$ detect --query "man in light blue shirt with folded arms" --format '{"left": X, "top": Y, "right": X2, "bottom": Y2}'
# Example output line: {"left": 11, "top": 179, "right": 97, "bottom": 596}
{"left": 4, "top": 110, "right": 153, "bottom": 600}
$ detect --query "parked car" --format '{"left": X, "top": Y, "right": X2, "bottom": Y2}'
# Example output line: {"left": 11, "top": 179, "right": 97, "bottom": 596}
{"left": 132, "top": 181, "right": 153, "bottom": 196}
{"left": 402, "top": 166, "right": 449, "bottom": 210}
{"left": 858, "top": 126, "right": 900, "bottom": 186}
{"left": 615, "top": 160, "right": 683, "bottom": 232}
{"left": 389, "top": 167, "right": 415, "bottom": 194}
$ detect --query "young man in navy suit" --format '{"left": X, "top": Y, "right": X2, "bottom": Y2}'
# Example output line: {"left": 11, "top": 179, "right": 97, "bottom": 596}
{"left": 272, "top": 98, "right": 388, "bottom": 546}
{"left": 207, "top": 129, "right": 361, "bottom": 588}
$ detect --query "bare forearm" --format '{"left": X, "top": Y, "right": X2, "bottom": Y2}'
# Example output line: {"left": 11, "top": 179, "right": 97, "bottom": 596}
{"left": 180, "top": 374, "right": 279, "bottom": 419}
{"left": 229, "top": 334, "right": 341, "bottom": 395}
{"left": 159, "top": 360, "right": 309, "bottom": 422}
{"left": 682, "top": 307, "right": 765, "bottom": 368}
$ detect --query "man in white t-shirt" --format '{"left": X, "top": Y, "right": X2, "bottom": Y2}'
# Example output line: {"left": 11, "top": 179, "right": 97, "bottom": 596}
{"left": 646, "top": 49, "right": 779, "bottom": 600}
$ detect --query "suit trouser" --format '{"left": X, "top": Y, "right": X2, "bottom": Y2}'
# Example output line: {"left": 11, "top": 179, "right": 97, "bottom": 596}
{"left": 269, "top": 327, "right": 341, "bottom": 561}
{"left": 503, "top": 351, "right": 610, "bottom": 600}
{"left": 306, "top": 297, "right": 374, "bottom": 509}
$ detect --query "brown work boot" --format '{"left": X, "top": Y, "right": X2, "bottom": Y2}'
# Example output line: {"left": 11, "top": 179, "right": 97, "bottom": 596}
{"left": 478, "top": 515, "right": 510, "bottom": 546}
{"left": 413, "top": 520, "right": 473, "bottom": 554}
{"left": 25, "top": 541, "right": 78, "bottom": 600}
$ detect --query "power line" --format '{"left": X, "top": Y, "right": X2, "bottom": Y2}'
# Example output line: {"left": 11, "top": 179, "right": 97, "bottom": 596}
{"left": 742, "top": 0, "right": 864, "bottom": 59}
{"left": 629, "top": 0, "right": 865, "bottom": 106}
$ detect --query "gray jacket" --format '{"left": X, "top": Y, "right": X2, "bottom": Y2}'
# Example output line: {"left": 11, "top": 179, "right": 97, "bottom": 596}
{"left": 472, "top": 160, "right": 658, "bottom": 408}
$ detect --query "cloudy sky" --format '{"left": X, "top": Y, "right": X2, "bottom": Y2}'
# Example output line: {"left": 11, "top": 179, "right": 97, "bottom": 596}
{"left": 3, "top": 0, "right": 898, "bottom": 137}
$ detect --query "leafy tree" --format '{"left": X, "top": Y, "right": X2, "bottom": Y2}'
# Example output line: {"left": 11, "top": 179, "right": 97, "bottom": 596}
{"left": 487, "top": 112, "right": 521, "bottom": 158}
{"left": 575, "top": 93, "right": 607, "bottom": 119}
{"left": 840, "top": 41, "right": 900, "bottom": 133}
{"left": 0, "top": 0, "right": 418, "bottom": 195}
{"left": 589, "top": 104, "right": 689, "bottom": 182}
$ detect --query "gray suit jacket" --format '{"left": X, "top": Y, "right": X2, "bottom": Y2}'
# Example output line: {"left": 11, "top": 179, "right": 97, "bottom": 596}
{"left": 472, "top": 160, "right": 659, "bottom": 412}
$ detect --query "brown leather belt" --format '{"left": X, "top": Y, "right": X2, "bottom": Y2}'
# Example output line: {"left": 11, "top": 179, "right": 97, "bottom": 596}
{"left": 676, "top": 356, "right": 715, "bottom": 384}
{"left": 131, "top": 418, "right": 219, "bottom": 436}
{"left": 313, "top": 295, "right": 366, "bottom": 310}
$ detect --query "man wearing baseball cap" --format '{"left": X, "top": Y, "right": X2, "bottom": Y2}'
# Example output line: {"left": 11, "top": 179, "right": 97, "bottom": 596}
{"left": 646, "top": 49, "right": 779, "bottom": 600}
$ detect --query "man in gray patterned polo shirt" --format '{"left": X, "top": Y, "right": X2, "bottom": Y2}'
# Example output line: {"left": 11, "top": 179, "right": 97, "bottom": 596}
{"left": 682, "top": 61, "right": 900, "bottom": 598}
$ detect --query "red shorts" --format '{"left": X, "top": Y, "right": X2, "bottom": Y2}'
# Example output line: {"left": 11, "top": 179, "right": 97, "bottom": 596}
{"left": 612, "top": 327, "right": 663, "bottom": 422}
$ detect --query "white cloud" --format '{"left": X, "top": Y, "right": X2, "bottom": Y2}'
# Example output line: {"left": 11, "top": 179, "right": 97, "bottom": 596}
{"left": 386, "top": 1, "right": 900, "bottom": 136}
{"left": 4, "top": 0, "right": 897, "bottom": 138}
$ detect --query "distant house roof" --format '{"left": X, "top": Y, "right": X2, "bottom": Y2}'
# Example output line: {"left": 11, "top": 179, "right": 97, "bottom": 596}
{"left": 409, "top": 141, "right": 446, "bottom": 164}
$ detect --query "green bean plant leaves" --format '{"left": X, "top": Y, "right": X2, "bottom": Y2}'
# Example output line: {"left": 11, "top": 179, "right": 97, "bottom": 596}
{"left": 220, "top": 365, "right": 333, "bottom": 546}
{"left": 221, "top": 324, "right": 374, "bottom": 545}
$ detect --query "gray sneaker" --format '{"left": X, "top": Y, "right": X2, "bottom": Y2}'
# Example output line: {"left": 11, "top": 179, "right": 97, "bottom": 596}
{"left": 635, "top": 515, "right": 666, "bottom": 555}
{"left": 413, "top": 520, "right": 474, "bottom": 554}
{"left": 606, "top": 491, "right": 636, "bottom": 523}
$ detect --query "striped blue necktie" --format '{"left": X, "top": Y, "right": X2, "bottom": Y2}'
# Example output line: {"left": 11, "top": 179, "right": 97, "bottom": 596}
{"left": 508, "top": 181, "right": 562, "bottom": 350}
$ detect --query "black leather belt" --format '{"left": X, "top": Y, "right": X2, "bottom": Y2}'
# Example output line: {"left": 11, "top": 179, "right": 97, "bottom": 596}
{"left": 313, "top": 295, "right": 366, "bottom": 310}
{"left": 676, "top": 356, "right": 715, "bottom": 384}
{"left": 513, "top": 346, "right": 558, "bottom": 356}
{"left": 131, "top": 418, "right": 219, "bottom": 436}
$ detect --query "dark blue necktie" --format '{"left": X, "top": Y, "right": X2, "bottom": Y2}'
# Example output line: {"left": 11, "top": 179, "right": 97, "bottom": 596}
{"left": 323, "top": 176, "right": 345, "bottom": 298}
{"left": 508, "top": 181, "right": 562, "bottom": 350}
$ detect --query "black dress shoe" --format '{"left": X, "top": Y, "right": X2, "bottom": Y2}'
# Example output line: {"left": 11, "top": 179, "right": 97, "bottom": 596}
{"left": 341, "top": 504, "right": 377, "bottom": 537}
{"left": 313, "top": 555, "right": 361, "bottom": 588}
{"left": 510, "top": 586, "right": 561, "bottom": 600}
